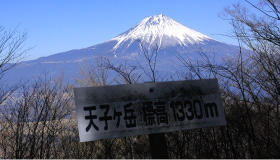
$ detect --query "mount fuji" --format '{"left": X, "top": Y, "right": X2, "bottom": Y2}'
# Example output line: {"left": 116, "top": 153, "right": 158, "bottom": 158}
{"left": 1, "top": 14, "right": 241, "bottom": 86}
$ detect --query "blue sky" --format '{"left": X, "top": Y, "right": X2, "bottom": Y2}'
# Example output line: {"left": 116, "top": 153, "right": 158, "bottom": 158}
{"left": 1, "top": 0, "right": 251, "bottom": 60}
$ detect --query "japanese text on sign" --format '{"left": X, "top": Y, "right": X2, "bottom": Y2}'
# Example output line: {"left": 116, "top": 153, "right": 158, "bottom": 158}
{"left": 74, "top": 79, "right": 226, "bottom": 142}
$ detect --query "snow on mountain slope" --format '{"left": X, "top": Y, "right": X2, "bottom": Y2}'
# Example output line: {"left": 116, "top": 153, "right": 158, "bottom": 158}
{"left": 0, "top": 14, "right": 242, "bottom": 86}
{"left": 111, "top": 14, "right": 212, "bottom": 51}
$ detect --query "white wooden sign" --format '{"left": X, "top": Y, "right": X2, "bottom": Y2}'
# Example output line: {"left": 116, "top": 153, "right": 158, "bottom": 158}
{"left": 74, "top": 79, "right": 226, "bottom": 142}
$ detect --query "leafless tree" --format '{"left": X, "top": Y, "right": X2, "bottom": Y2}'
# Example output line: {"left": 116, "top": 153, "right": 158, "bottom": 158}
{"left": 0, "top": 77, "right": 73, "bottom": 158}
{"left": 0, "top": 26, "right": 26, "bottom": 78}
{"left": 0, "top": 26, "right": 27, "bottom": 104}
{"left": 138, "top": 40, "right": 160, "bottom": 82}
{"left": 175, "top": 0, "right": 280, "bottom": 158}
{"left": 101, "top": 57, "right": 142, "bottom": 84}
{"left": 75, "top": 58, "right": 111, "bottom": 87}
{"left": 6, "top": 1, "right": 280, "bottom": 157}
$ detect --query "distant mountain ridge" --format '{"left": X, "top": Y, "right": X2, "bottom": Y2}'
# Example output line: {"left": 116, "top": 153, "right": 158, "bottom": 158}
{"left": 1, "top": 14, "right": 241, "bottom": 86}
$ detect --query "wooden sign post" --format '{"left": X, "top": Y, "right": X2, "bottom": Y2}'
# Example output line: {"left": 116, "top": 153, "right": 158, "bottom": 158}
{"left": 73, "top": 79, "right": 226, "bottom": 157}
{"left": 149, "top": 133, "right": 169, "bottom": 158}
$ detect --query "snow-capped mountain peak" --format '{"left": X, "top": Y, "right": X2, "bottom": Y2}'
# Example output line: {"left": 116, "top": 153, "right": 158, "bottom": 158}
{"left": 111, "top": 14, "right": 212, "bottom": 50}
{"left": 1, "top": 14, "right": 240, "bottom": 87}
